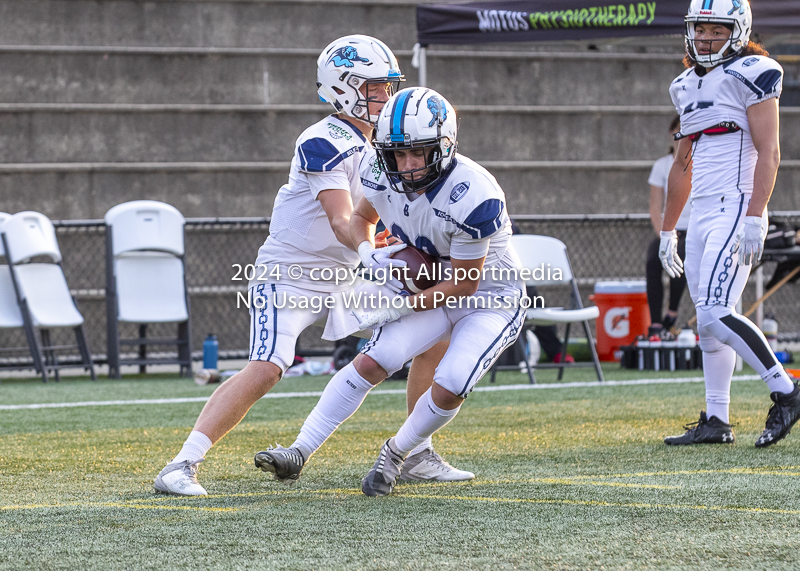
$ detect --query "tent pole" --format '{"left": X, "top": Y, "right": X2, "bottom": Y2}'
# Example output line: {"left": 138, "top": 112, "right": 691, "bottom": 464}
{"left": 419, "top": 46, "right": 427, "bottom": 87}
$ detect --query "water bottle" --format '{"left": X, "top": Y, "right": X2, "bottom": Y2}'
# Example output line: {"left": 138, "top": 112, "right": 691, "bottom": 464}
{"left": 677, "top": 329, "right": 697, "bottom": 347}
{"left": 762, "top": 317, "right": 778, "bottom": 352}
{"left": 203, "top": 334, "right": 219, "bottom": 370}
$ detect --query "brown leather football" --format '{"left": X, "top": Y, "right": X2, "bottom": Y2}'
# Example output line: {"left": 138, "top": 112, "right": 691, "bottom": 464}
{"left": 390, "top": 246, "right": 440, "bottom": 293}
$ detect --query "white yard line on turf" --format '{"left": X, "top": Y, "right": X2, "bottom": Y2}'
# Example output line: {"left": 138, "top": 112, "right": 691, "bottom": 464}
{"left": 0, "top": 375, "right": 762, "bottom": 411}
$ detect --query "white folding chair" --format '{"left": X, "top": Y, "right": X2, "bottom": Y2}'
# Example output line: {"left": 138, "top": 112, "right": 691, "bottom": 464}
{"left": 1, "top": 211, "right": 95, "bottom": 382}
{"left": 105, "top": 200, "right": 192, "bottom": 378}
{"left": 0, "top": 212, "right": 23, "bottom": 330}
{"left": 491, "top": 234, "right": 604, "bottom": 384}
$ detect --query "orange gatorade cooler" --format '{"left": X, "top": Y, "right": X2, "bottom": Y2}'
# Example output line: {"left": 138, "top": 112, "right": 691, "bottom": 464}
{"left": 590, "top": 281, "right": 650, "bottom": 362}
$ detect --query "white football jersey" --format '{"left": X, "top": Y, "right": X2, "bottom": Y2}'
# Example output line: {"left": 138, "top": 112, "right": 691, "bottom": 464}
{"left": 253, "top": 115, "right": 367, "bottom": 292}
{"left": 360, "top": 151, "right": 523, "bottom": 298}
{"left": 669, "top": 55, "right": 783, "bottom": 198}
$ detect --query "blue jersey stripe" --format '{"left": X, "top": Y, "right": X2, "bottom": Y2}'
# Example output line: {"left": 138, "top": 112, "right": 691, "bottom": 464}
{"left": 753, "top": 69, "right": 782, "bottom": 95}
{"left": 463, "top": 199, "right": 506, "bottom": 239}
{"left": 299, "top": 138, "right": 344, "bottom": 172}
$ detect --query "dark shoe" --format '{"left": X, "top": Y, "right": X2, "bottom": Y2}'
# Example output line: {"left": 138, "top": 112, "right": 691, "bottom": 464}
{"left": 664, "top": 411, "right": 735, "bottom": 445}
{"left": 254, "top": 445, "right": 305, "bottom": 484}
{"left": 361, "top": 439, "right": 404, "bottom": 497}
{"left": 755, "top": 383, "right": 800, "bottom": 448}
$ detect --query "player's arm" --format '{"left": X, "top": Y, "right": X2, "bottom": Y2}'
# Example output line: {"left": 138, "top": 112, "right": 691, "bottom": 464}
{"left": 658, "top": 136, "right": 692, "bottom": 278}
{"left": 350, "top": 196, "right": 380, "bottom": 249}
{"left": 649, "top": 184, "right": 664, "bottom": 234}
{"left": 746, "top": 97, "right": 781, "bottom": 217}
{"left": 318, "top": 188, "right": 356, "bottom": 251}
{"left": 661, "top": 136, "right": 693, "bottom": 233}
{"left": 730, "top": 97, "right": 781, "bottom": 265}
{"left": 410, "top": 255, "right": 485, "bottom": 312}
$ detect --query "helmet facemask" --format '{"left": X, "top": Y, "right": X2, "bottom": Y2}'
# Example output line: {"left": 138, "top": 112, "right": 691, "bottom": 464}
{"left": 685, "top": 20, "right": 743, "bottom": 68}
{"left": 373, "top": 88, "right": 458, "bottom": 195}
{"left": 376, "top": 139, "right": 454, "bottom": 194}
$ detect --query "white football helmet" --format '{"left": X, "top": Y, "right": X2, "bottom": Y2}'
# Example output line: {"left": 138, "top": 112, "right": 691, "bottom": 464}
{"left": 685, "top": 0, "right": 752, "bottom": 68}
{"left": 317, "top": 35, "right": 404, "bottom": 125}
{"left": 374, "top": 87, "right": 458, "bottom": 194}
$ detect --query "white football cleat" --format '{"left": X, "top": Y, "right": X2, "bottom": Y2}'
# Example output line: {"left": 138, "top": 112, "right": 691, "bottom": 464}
{"left": 153, "top": 459, "right": 208, "bottom": 496}
{"left": 399, "top": 447, "right": 475, "bottom": 482}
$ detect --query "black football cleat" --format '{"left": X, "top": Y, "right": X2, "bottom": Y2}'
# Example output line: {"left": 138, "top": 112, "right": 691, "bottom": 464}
{"left": 755, "top": 383, "right": 800, "bottom": 448}
{"left": 254, "top": 445, "right": 305, "bottom": 484}
{"left": 664, "top": 411, "right": 735, "bottom": 445}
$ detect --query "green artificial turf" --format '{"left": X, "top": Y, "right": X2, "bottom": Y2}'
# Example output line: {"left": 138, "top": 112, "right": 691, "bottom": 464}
{"left": 1, "top": 365, "right": 799, "bottom": 570}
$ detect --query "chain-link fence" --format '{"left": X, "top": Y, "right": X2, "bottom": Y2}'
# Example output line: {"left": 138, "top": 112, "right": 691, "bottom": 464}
{"left": 514, "top": 212, "right": 800, "bottom": 343}
{"left": 2, "top": 213, "right": 799, "bottom": 371}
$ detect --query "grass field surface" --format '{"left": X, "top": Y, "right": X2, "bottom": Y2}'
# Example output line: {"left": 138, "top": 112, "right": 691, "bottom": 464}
{"left": 2, "top": 365, "right": 799, "bottom": 570}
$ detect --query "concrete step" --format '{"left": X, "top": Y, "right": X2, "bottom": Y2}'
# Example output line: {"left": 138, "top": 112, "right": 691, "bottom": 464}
{"left": 0, "top": 46, "right": 415, "bottom": 104}
{"left": 0, "top": 0, "right": 691, "bottom": 53}
{"left": 2, "top": 104, "right": 799, "bottom": 163}
{"left": 0, "top": 46, "right": 705, "bottom": 106}
{"left": 2, "top": 160, "right": 799, "bottom": 218}
{"left": 0, "top": 0, "right": 426, "bottom": 50}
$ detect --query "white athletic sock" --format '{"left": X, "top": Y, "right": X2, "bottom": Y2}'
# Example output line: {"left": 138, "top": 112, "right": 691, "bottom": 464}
{"left": 762, "top": 363, "right": 796, "bottom": 394}
{"left": 291, "top": 362, "right": 375, "bottom": 460}
{"left": 172, "top": 430, "right": 212, "bottom": 464}
{"left": 392, "top": 389, "right": 460, "bottom": 457}
{"left": 408, "top": 436, "right": 433, "bottom": 457}
{"left": 702, "top": 343, "right": 736, "bottom": 424}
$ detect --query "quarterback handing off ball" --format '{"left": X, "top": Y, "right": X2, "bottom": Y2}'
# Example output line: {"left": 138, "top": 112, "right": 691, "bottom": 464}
{"left": 390, "top": 246, "right": 440, "bottom": 293}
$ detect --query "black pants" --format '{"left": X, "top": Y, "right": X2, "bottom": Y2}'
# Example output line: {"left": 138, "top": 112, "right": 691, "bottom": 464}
{"left": 646, "top": 231, "right": 687, "bottom": 325}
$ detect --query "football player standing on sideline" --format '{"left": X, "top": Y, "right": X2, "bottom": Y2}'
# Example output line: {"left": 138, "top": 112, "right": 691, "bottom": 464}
{"left": 154, "top": 36, "right": 471, "bottom": 496}
{"left": 660, "top": 0, "right": 800, "bottom": 446}
{"left": 255, "top": 88, "right": 526, "bottom": 496}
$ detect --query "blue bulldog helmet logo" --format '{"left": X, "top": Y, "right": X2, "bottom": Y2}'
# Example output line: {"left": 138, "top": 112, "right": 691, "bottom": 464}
{"left": 327, "top": 46, "right": 371, "bottom": 68}
{"left": 427, "top": 96, "right": 447, "bottom": 128}
{"left": 728, "top": 0, "right": 744, "bottom": 15}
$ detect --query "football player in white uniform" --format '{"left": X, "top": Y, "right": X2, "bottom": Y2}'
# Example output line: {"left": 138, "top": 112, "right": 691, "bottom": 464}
{"left": 256, "top": 87, "right": 526, "bottom": 496}
{"left": 660, "top": 0, "right": 800, "bottom": 447}
{"left": 154, "top": 36, "right": 469, "bottom": 496}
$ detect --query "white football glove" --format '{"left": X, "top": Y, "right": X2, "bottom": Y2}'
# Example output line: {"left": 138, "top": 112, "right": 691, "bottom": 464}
{"left": 659, "top": 230, "right": 684, "bottom": 278}
{"left": 358, "top": 241, "right": 406, "bottom": 292}
{"left": 731, "top": 216, "right": 765, "bottom": 266}
{"left": 351, "top": 300, "right": 414, "bottom": 330}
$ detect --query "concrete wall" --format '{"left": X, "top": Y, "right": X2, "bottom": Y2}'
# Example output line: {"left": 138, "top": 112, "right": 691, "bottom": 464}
{"left": 0, "top": 0, "right": 797, "bottom": 219}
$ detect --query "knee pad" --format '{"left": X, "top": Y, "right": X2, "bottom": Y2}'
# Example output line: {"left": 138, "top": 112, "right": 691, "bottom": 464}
{"left": 695, "top": 304, "right": 733, "bottom": 330}
{"left": 698, "top": 330, "right": 726, "bottom": 353}
{"left": 696, "top": 304, "right": 736, "bottom": 346}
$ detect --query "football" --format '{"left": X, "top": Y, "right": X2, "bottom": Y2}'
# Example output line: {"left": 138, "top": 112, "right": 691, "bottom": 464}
{"left": 390, "top": 245, "right": 440, "bottom": 293}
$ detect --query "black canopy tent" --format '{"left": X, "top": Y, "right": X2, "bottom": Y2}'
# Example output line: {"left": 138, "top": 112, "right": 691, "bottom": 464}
{"left": 414, "top": 0, "right": 800, "bottom": 84}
